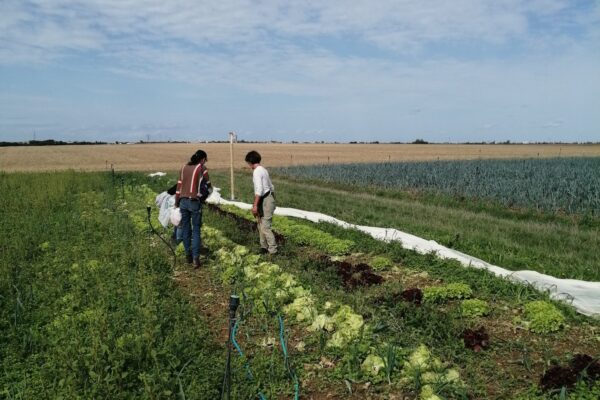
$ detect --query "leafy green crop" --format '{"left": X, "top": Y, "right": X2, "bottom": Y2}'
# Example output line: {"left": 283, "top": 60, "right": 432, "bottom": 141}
{"left": 274, "top": 216, "right": 354, "bottom": 255}
{"left": 276, "top": 157, "right": 600, "bottom": 215}
{"left": 361, "top": 354, "right": 386, "bottom": 376}
{"left": 460, "top": 299, "right": 490, "bottom": 317}
{"left": 371, "top": 256, "right": 394, "bottom": 270}
{"left": 220, "top": 204, "right": 354, "bottom": 255}
{"left": 423, "top": 283, "right": 473, "bottom": 303}
{"left": 202, "top": 224, "right": 366, "bottom": 349}
{"left": 325, "top": 305, "right": 365, "bottom": 348}
{"left": 517, "top": 300, "right": 565, "bottom": 334}
{"left": 400, "top": 344, "right": 464, "bottom": 400}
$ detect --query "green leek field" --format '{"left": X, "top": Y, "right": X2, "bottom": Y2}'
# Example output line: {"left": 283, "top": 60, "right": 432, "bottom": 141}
{"left": 270, "top": 158, "right": 600, "bottom": 282}
{"left": 2, "top": 165, "right": 599, "bottom": 399}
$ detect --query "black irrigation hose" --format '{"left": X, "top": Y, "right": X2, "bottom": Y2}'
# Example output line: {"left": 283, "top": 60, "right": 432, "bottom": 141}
{"left": 221, "top": 295, "right": 241, "bottom": 400}
{"left": 146, "top": 206, "right": 177, "bottom": 270}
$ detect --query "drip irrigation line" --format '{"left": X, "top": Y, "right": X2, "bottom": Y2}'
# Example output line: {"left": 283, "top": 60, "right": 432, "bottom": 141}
{"left": 146, "top": 206, "right": 177, "bottom": 270}
{"left": 231, "top": 319, "right": 268, "bottom": 400}
{"left": 228, "top": 313, "right": 300, "bottom": 400}
{"left": 278, "top": 314, "right": 300, "bottom": 400}
{"left": 221, "top": 312, "right": 235, "bottom": 400}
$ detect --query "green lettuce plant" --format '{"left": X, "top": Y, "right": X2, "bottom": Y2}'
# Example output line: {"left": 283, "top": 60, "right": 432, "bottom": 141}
{"left": 361, "top": 354, "right": 385, "bottom": 377}
{"left": 307, "top": 306, "right": 366, "bottom": 348}
{"left": 423, "top": 283, "right": 473, "bottom": 303}
{"left": 516, "top": 300, "right": 565, "bottom": 334}
{"left": 400, "top": 344, "right": 463, "bottom": 400}
{"left": 371, "top": 256, "right": 393, "bottom": 271}
{"left": 460, "top": 299, "right": 490, "bottom": 317}
{"left": 327, "top": 305, "right": 365, "bottom": 348}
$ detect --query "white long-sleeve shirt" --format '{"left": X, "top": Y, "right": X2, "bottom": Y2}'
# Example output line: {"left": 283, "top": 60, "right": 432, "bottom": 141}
{"left": 252, "top": 165, "right": 274, "bottom": 196}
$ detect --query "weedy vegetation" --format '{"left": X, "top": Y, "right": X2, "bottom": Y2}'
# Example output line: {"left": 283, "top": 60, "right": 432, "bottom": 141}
{"left": 2, "top": 164, "right": 599, "bottom": 399}
{"left": 209, "top": 157, "right": 600, "bottom": 282}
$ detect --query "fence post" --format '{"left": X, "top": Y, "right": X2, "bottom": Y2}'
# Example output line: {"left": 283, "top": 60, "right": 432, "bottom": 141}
{"left": 229, "top": 132, "right": 236, "bottom": 200}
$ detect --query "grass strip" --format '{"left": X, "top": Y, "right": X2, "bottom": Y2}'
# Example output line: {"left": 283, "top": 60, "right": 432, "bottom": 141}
{"left": 0, "top": 171, "right": 223, "bottom": 399}
{"left": 207, "top": 169, "right": 600, "bottom": 281}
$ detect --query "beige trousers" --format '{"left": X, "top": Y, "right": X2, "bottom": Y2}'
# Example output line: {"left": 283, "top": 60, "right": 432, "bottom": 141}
{"left": 257, "top": 194, "right": 277, "bottom": 254}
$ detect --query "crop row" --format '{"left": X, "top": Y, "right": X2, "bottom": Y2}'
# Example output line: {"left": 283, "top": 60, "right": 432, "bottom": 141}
{"left": 216, "top": 204, "right": 354, "bottom": 255}
{"left": 275, "top": 157, "right": 600, "bottom": 214}
{"left": 201, "top": 202, "right": 600, "bottom": 399}
{"left": 200, "top": 221, "right": 472, "bottom": 399}
{"left": 108, "top": 175, "right": 600, "bottom": 398}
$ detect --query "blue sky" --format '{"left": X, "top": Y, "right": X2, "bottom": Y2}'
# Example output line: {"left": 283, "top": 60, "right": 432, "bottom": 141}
{"left": 1, "top": 0, "right": 599, "bottom": 143}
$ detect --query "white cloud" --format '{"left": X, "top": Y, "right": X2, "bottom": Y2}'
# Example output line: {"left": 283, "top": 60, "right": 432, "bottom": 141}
{"left": 1, "top": 0, "right": 598, "bottom": 141}
{"left": 2, "top": 1, "right": 597, "bottom": 64}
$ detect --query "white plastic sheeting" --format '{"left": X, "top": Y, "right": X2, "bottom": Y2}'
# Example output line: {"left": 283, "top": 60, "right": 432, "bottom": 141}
{"left": 206, "top": 189, "right": 600, "bottom": 318}
{"left": 155, "top": 192, "right": 175, "bottom": 228}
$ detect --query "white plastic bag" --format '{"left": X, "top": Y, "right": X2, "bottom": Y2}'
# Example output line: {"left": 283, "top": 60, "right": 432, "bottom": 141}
{"left": 156, "top": 192, "right": 176, "bottom": 228}
{"left": 169, "top": 207, "right": 182, "bottom": 226}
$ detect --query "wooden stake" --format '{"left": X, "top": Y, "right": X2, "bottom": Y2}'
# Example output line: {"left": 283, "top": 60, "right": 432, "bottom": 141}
{"left": 229, "top": 132, "right": 235, "bottom": 200}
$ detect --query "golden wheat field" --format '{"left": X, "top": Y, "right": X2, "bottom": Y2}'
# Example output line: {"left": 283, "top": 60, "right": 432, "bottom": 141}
{"left": 2, "top": 143, "right": 600, "bottom": 172}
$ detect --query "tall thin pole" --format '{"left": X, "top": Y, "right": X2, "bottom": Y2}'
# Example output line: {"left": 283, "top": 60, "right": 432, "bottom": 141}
{"left": 229, "top": 132, "right": 235, "bottom": 200}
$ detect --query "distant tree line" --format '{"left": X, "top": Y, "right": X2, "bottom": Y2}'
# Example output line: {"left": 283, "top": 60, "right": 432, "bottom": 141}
{"left": 0, "top": 140, "right": 108, "bottom": 147}
{"left": 1, "top": 139, "right": 597, "bottom": 147}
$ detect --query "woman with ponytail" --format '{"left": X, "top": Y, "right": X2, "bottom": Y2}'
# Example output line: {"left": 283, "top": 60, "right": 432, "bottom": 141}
{"left": 175, "top": 149, "right": 211, "bottom": 268}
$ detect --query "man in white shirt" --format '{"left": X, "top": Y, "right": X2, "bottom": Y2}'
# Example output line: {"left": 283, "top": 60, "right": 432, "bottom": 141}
{"left": 245, "top": 150, "right": 277, "bottom": 255}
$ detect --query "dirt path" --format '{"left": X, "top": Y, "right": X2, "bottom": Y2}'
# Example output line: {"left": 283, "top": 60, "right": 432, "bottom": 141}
{"left": 172, "top": 266, "right": 231, "bottom": 343}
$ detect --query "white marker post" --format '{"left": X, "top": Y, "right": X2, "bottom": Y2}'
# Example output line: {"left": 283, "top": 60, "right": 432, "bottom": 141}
{"left": 229, "top": 131, "right": 236, "bottom": 200}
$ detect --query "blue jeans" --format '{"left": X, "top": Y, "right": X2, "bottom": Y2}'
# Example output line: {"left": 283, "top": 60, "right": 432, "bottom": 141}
{"left": 172, "top": 225, "right": 184, "bottom": 244}
{"left": 180, "top": 198, "right": 202, "bottom": 258}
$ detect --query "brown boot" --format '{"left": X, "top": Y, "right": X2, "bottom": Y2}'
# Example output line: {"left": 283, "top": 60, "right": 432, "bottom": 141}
{"left": 193, "top": 257, "right": 201, "bottom": 269}
{"left": 186, "top": 253, "right": 193, "bottom": 264}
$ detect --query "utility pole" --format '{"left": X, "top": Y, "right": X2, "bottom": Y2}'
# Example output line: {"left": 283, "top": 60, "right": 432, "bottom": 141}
{"left": 229, "top": 132, "right": 236, "bottom": 200}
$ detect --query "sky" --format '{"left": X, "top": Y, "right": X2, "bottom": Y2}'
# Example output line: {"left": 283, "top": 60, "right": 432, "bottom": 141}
{"left": 0, "top": 0, "right": 599, "bottom": 143}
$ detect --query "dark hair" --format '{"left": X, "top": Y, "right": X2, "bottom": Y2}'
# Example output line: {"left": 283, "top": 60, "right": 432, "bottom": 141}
{"left": 188, "top": 149, "right": 207, "bottom": 165}
{"left": 244, "top": 150, "right": 261, "bottom": 164}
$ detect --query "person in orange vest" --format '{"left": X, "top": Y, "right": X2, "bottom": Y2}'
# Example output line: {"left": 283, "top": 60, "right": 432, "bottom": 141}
{"left": 175, "top": 149, "right": 211, "bottom": 268}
